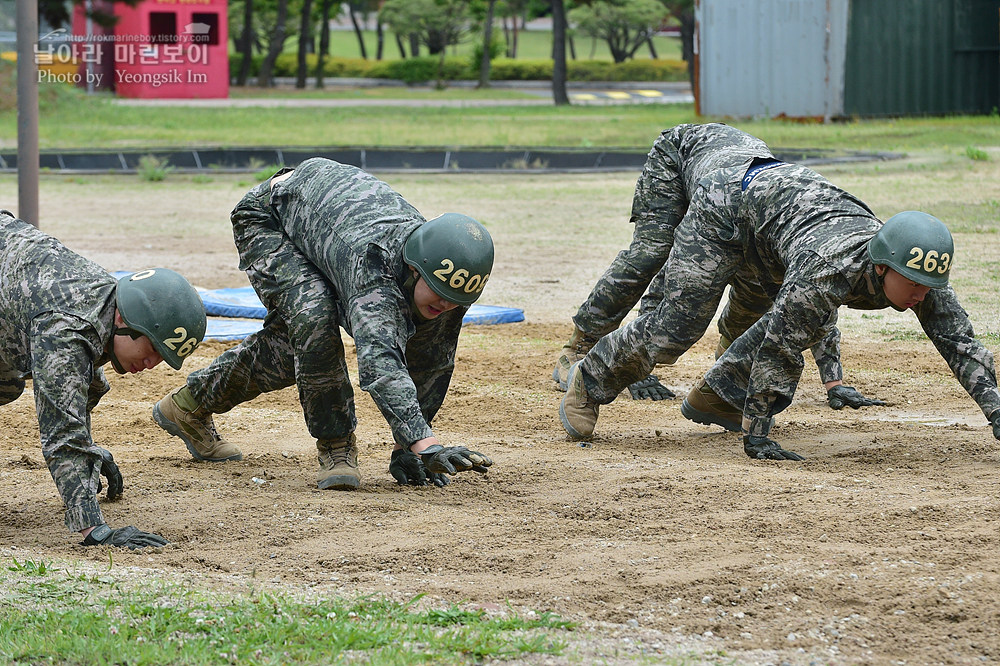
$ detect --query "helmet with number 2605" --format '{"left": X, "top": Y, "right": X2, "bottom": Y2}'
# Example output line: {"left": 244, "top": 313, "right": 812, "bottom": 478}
{"left": 867, "top": 211, "right": 954, "bottom": 289}
{"left": 403, "top": 213, "right": 495, "bottom": 306}
{"left": 116, "top": 268, "right": 207, "bottom": 369}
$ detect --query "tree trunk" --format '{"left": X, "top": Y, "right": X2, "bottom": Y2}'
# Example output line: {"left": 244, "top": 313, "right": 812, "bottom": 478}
{"left": 257, "top": 0, "right": 290, "bottom": 87}
{"left": 568, "top": 34, "right": 576, "bottom": 61}
{"left": 409, "top": 33, "right": 420, "bottom": 57}
{"left": 678, "top": 9, "right": 695, "bottom": 86}
{"left": 315, "top": 0, "right": 333, "bottom": 88}
{"left": 477, "top": 0, "right": 497, "bottom": 89}
{"left": 295, "top": 0, "right": 314, "bottom": 89}
{"left": 551, "top": 0, "right": 570, "bottom": 106}
{"left": 395, "top": 33, "right": 407, "bottom": 58}
{"left": 348, "top": 3, "right": 368, "bottom": 59}
{"left": 510, "top": 15, "right": 518, "bottom": 58}
{"left": 236, "top": 0, "right": 254, "bottom": 86}
{"left": 376, "top": 19, "right": 384, "bottom": 60}
{"left": 646, "top": 35, "right": 658, "bottom": 59}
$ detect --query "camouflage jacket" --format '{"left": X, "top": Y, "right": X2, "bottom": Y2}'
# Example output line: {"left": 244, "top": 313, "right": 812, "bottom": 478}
{"left": 0, "top": 212, "right": 115, "bottom": 531}
{"left": 732, "top": 164, "right": 1000, "bottom": 435}
{"left": 268, "top": 159, "right": 466, "bottom": 447}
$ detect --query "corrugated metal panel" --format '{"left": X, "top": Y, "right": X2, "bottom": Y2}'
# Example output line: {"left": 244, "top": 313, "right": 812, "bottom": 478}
{"left": 843, "top": 0, "right": 1000, "bottom": 115}
{"left": 696, "top": 0, "right": 848, "bottom": 118}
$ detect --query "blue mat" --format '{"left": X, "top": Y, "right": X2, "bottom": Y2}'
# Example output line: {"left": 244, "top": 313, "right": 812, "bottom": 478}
{"left": 205, "top": 318, "right": 264, "bottom": 341}
{"left": 198, "top": 286, "right": 524, "bottom": 326}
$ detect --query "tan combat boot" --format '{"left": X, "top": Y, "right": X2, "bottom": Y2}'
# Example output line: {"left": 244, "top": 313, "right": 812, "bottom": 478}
{"left": 553, "top": 326, "right": 598, "bottom": 391}
{"left": 316, "top": 434, "right": 361, "bottom": 490}
{"left": 559, "top": 361, "right": 599, "bottom": 440}
{"left": 680, "top": 379, "right": 742, "bottom": 432}
{"left": 153, "top": 386, "right": 243, "bottom": 462}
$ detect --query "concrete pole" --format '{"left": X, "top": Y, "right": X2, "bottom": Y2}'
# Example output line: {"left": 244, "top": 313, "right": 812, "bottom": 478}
{"left": 16, "top": 0, "right": 40, "bottom": 227}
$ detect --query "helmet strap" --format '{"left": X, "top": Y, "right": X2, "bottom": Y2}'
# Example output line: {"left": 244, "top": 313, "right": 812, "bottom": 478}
{"left": 107, "top": 326, "right": 144, "bottom": 374}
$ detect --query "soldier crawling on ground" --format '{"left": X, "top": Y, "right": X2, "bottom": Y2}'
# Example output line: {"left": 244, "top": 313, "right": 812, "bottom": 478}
{"left": 557, "top": 123, "right": 1000, "bottom": 460}
{"left": 154, "top": 158, "right": 493, "bottom": 489}
{"left": 553, "top": 122, "right": 884, "bottom": 410}
{"left": 0, "top": 210, "right": 206, "bottom": 549}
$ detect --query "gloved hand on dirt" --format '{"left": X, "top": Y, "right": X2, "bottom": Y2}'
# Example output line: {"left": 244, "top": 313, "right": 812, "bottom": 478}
{"left": 82, "top": 524, "right": 168, "bottom": 549}
{"left": 991, "top": 411, "right": 1000, "bottom": 441}
{"left": 827, "top": 385, "right": 886, "bottom": 410}
{"left": 743, "top": 435, "right": 805, "bottom": 461}
{"left": 389, "top": 449, "right": 449, "bottom": 487}
{"left": 627, "top": 374, "right": 676, "bottom": 401}
{"left": 95, "top": 447, "right": 123, "bottom": 501}
{"left": 418, "top": 445, "right": 493, "bottom": 475}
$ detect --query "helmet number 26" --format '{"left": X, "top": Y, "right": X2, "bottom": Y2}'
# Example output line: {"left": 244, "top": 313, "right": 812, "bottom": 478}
{"left": 163, "top": 327, "right": 199, "bottom": 358}
{"left": 432, "top": 259, "right": 490, "bottom": 295}
{"left": 905, "top": 246, "right": 951, "bottom": 275}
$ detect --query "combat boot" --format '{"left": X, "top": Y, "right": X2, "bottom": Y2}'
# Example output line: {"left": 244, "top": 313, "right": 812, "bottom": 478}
{"left": 153, "top": 386, "right": 243, "bottom": 462}
{"left": 317, "top": 434, "right": 361, "bottom": 490}
{"left": 680, "top": 379, "right": 742, "bottom": 432}
{"left": 553, "top": 326, "right": 598, "bottom": 390}
{"left": 559, "top": 361, "right": 599, "bottom": 439}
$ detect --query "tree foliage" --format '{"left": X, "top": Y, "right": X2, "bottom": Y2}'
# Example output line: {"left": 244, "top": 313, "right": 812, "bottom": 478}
{"left": 380, "top": 0, "right": 472, "bottom": 56}
{"left": 568, "top": 0, "right": 668, "bottom": 63}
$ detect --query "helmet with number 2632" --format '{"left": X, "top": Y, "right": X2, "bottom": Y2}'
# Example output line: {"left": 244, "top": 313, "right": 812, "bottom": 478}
{"left": 868, "top": 211, "right": 954, "bottom": 289}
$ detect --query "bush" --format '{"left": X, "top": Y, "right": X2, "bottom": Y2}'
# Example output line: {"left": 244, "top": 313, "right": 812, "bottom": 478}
{"left": 227, "top": 54, "right": 689, "bottom": 84}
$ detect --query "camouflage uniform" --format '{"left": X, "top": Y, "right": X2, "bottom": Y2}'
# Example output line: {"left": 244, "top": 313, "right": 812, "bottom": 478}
{"left": 582, "top": 123, "right": 842, "bottom": 384}
{"left": 582, "top": 158, "right": 1000, "bottom": 436}
{"left": 185, "top": 159, "right": 465, "bottom": 448}
{"left": 638, "top": 238, "right": 842, "bottom": 385}
{"left": 0, "top": 212, "right": 114, "bottom": 532}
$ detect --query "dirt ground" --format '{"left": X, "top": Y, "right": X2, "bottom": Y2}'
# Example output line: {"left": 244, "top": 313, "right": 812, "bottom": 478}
{"left": 1, "top": 169, "right": 999, "bottom": 665}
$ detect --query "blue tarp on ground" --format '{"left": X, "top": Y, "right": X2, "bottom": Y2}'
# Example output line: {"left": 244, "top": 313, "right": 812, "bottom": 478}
{"left": 205, "top": 318, "right": 264, "bottom": 341}
{"left": 198, "top": 286, "right": 524, "bottom": 326}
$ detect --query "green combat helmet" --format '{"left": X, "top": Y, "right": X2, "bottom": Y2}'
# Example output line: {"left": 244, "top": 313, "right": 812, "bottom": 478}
{"left": 403, "top": 213, "right": 495, "bottom": 306}
{"left": 112, "top": 268, "right": 207, "bottom": 370}
{"left": 867, "top": 211, "right": 954, "bottom": 289}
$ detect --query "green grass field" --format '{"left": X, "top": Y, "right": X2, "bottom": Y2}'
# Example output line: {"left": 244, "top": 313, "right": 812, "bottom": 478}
{"left": 2, "top": 78, "right": 999, "bottom": 153}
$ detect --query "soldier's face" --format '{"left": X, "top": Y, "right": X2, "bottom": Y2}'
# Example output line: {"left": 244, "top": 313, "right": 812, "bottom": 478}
{"left": 879, "top": 266, "right": 931, "bottom": 310}
{"left": 112, "top": 312, "right": 165, "bottom": 374}
{"left": 412, "top": 275, "right": 460, "bottom": 320}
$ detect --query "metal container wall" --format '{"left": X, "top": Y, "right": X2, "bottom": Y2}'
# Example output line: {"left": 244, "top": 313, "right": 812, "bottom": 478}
{"left": 843, "top": 0, "right": 1000, "bottom": 116}
{"left": 695, "top": 0, "right": 849, "bottom": 119}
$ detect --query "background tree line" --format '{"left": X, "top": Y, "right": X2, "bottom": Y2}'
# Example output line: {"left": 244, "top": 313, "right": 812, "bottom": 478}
{"left": 42, "top": 0, "right": 694, "bottom": 104}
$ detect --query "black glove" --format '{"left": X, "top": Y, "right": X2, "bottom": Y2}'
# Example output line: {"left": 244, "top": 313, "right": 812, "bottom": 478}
{"left": 743, "top": 435, "right": 805, "bottom": 461}
{"left": 389, "top": 450, "right": 449, "bottom": 487}
{"left": 627, "top": 374, "right": 676, "bottom": 401}
{"left": 82, "top": 524, "right": 168, "bottom": 549}
{"left": 991, "top": 413, "right": 1000, "bottom": 440}
{"left": 827, "top": 385, "right": 886, "bottom": 410}
{"left": 418, "top": 445, "right": 493, "bottom": 475}
{"left": 95, "top": 447, "right": 123, "bottom": 501}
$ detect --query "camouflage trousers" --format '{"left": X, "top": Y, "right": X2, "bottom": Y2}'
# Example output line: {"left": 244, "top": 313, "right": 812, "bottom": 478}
{"left": 579, "top": 172, "right": 749, "bottom": 403}
{"left": 572, "top": 133, "right": 686, "bottom": 338}
{"left": 704, "top": 302, "right": 835, "bottom": 433}
{"left": 1, "top": 359, "right": 110, "bottom": 532}
{"left": 640, "top": 254, "right": 777, "bottom": 343}
{"left": 574, "top": 129, "right": 790, "bottom": 358}
{"left": 186, "top": 180, "right": 357, "bottom": 440}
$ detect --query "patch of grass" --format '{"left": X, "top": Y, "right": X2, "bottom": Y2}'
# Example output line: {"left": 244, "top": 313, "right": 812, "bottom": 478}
{"left": 0, "top": 563, "right": 574, "bottom": 665}
{"left": 6, "top": 558, "right": 56, "bottom": 576}
{"left": 965, "top": 145, "right": 989, "bottom": 161}
{"left": 137, "top": 154, "right": 174, "bottom": 182}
